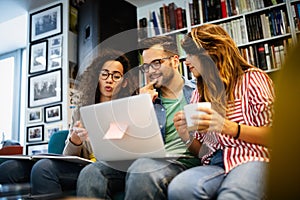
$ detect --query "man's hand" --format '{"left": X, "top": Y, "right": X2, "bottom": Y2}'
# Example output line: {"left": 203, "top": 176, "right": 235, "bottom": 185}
{"left": 139, "top": 80, "right": 158, "bottom": 102}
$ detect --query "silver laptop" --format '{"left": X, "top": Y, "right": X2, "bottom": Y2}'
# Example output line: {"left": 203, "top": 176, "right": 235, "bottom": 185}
{"left": 80, "top": 94, "right": 181, "bottom": 163}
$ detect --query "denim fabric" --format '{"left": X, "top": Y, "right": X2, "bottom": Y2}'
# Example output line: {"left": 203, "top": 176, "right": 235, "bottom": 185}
{"left": 168, "top": 159, "right": 268, "bottom": 200}
{"left": 77, "top": 158, "right": 185, "bottom": 200}
{"left": 0, "top": 160, "right": 33, "bottom": 184}
{"left": 77, "top": 161, "right": 126, "bottom": 199}
{"left": 125, "top": 158, "right": 186, "bottom": 200}
{"left": 30, "top": 158, "right": 84, "bottom": 195}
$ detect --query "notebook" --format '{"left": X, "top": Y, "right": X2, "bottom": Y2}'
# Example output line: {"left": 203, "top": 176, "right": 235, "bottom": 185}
{"left": 80, "top": 94, "right": 189, "bottom": 163}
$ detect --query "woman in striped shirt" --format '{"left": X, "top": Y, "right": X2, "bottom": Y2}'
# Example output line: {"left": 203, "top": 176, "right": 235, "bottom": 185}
{"left": 168, "top": 24, "right": 274, "bottom": 200}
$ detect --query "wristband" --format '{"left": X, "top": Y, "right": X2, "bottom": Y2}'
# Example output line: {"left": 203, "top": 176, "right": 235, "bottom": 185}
{"left": 234, "top": 123, "right": 241, "bottom": 139}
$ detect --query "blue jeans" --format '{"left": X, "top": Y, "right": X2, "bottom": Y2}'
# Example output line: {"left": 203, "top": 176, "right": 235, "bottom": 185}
{"left": 0, "top": 160, "right": 33, "bottom": 184}
{"left": 31, "top": 158, "right": 84, "bottom": 196}
{"left": 77, "top": 158, "right": 186, "bottom": 199}
{"left": 168, "top": 151, "right": 268, "bottom": 200}
{"left": 77, "top": 160, "right": 127, "bottom": 199}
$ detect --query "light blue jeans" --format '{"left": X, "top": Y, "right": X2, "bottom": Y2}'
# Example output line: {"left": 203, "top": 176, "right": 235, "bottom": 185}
{"left": 77, "top": 158, "right": 186, "bottom": 199}
{"left": 168, "top": 152, "right": 268, "bottom": 200}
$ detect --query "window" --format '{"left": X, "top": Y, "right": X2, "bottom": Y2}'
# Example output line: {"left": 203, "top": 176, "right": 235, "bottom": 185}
{"left": 0, "top": 49, "right": 24, "bottom": 143}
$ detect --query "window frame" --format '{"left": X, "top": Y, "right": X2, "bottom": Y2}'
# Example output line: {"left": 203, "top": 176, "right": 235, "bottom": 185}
{"left": 0, "top": 49, "right": 23, "bottom": 141}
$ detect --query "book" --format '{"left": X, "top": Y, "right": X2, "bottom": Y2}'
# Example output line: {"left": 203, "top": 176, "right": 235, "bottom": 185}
{"left": 159, "top": 6, "right": 166, "bottom": 33}
{"left": 138, "top": 17, "right": 148, "bottom": 40}
{"left": 221, "top": 0, "right": 228, "bottom": 18}
{"left": 164, "top": 4, "right": 171, "bottom": 31}
{"left": 168, "top": 2, "right": 177, "bottom": 30}
{"left": 257, "top": 44, "right": 268, "bottom": 70}
{"left": 182, "top": 8, "right": 187, "bottom": 27}
{"left": 264, "top": 43, "right": 272, "bottom": 70}
{"left": 193, "top": 0, "right": 200, "bottom": 24}
{"left": 274, "top": 46, "right": 281, "bottom": 69}
{"left": 151, "top": 11, "right": 161, "bottom": 35}
{"left": 175, "top": 7, "right": 183, "bottom": 29}
{"left": 189, "top": 1, "right": 195, "bottom": 26}
{"left": 0, "top": 154, "right": 93, "bottom": 165}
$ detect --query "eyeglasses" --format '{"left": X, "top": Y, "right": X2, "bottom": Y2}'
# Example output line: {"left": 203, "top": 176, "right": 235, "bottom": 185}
{"left": 99, "top": 70, "right": 123, "bottom": 82}
{"left": 139, "top": 56, "right": 173, "bottom": 73}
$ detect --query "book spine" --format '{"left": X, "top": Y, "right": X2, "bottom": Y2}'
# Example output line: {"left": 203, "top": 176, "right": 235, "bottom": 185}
{"left": 193, "top": 0, "right": 201, "bottom": 24}
{"left": 249, "top": 45, "right": 255, "bottom": 66}
{"left": 226, "top": 0, "right": 232, "bottom": 16}
{"left": 264, "top": 43, "right": 272, "bottom": 70}
{"left": 159, "top": 6, "right": 165, "bottom": 33}
{"left": 221, "top": 0, "right": 228, "bottom": 18}
{"left": 274, "top": 46, "right": 281, "bottom": 69}
{"left": 152, "top": 11, "right": 160, "bottom": 35}
{"left": 182, "top": 9, "right": 187, "bottom": 28}
{"left": 175, "top": 7, "right": 183, "bottom": 29}
{"left": 164, "top": 4, "right": 171, "bottom": 31}
{"left": 279, "top": 45, "right": 285, "bottom": 67}
{"left": 168, "top": 2, "right": 177, "bottom": 30}
{"left": 189, "top": 1, "right": 195, "bottom": 25}
{"left": 257, "top": 44, "right": 267, "bottom": 70}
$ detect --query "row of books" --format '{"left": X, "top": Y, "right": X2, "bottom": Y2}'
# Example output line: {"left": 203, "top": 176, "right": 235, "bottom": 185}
{"left": 246, "top": 8, "right": 289, "bottom": 42}
{"left": 139, "top": 0, "right": 287, "bottom": 39}
{"left": 178, "top": 41, "right": 288, "bottom": 79}
{"left": 240, "top": 39, "right": 289, "bottom": 71}
{"left": 219, "top": 18, "right": 247, "bottom": 45}
{"left": 292, "top": 2, "right": 300, "bottom": 32}
{"left": 139, "top": 2, "right": 188, "bottom": 38}
{"left": 191, "top": 0, "right": 284, "bottom": 25}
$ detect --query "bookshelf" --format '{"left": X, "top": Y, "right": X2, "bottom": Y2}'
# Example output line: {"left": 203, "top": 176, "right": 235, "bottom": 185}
{"left": 134, "top": 0, "right": 299, "bottom": 77}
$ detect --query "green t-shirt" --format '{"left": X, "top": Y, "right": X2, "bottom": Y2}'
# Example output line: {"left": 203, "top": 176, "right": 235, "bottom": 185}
{"left": 161, "top": 93, "right": 200, "bottom": 168}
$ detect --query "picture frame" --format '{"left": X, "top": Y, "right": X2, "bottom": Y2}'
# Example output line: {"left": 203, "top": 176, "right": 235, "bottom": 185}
{"left": 44, "top": 104, "right": 62, "bottom": 123}
{"left": 28, "top": 69, "right": 62, "bottom": 108}
{"left": 49, "top": 46, "right": 62, "bottom": 59}
{"left": 27, "top": 125, "right": 44, "bottom": 142}
{"left": 30, "top": 3, "right": 63, "bottom": 42}
{"left": 29, "top": 41, "right": 48, "bottom": 74}
{"left": 45, "top": 123, "right": 63, "bottom": 141}
{"left": 26, "top": 142, "right": 48, "bottom": 155}
{"left": 49, "top": 35, "right": 63, "bottom": 48}
{"left": 48, "top": 57, "right": 62, "bottom": 71}
{"left": 27, "top": 107, "right": 43, "bottom": 124}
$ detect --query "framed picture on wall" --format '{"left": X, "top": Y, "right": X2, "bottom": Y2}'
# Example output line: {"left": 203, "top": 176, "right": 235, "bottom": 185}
{"left": 44, "top": 104, "right": 62, "bottom": 123}
{"left": 29, "top": 40, "right": 48, "bottom": 74}
{"left": 28, "top": 69, "right": 62, "bottom": 108}
{"left": 45, "top": 123, "right": 63, "bottom": 141}
{"left": 27, "top": 125, "right": 44, "bottom": 142}
{"left": 49, "top": 46, "right": 62, "bottom": 59}
{"left": 48, "top": 57, "right": 62, "bottom": 71}
{"left": 27, "top": 107, "right": 43, "bottom": 123}
{"left": 49, "top": 35, "right": 63, "bottom": 48}
{"left": 26, "top": 142, "right": 48, "bottom": 155}
{"left": 30, "top": 3, "right": 63, "bottom": 42}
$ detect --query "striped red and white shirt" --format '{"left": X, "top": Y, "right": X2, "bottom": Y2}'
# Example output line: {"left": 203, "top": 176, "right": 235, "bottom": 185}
{"left": 191, "top": 68, "right": 275, "bottom": 173}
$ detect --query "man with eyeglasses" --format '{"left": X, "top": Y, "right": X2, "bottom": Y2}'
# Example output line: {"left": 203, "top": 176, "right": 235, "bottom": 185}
{"left": 77, "top": 36, "right": 200, "bottom": 199}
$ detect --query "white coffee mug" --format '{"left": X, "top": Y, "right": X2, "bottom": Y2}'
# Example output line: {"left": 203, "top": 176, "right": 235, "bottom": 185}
{"left": 184, "top": 102, "right": 211, "bottom": 130}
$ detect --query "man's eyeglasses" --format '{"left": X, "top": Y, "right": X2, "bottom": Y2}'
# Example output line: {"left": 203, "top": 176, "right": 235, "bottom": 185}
{"left": 99, "top": 70, "right": 123, "bottom": 82}
{"left": 139, "top": 56, "right": 173, "bottom": 73}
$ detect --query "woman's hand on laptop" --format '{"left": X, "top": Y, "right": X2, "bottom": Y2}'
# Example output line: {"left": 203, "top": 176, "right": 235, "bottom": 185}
{"left": 69, "top": 121, "right": 88, "bottom": 145}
